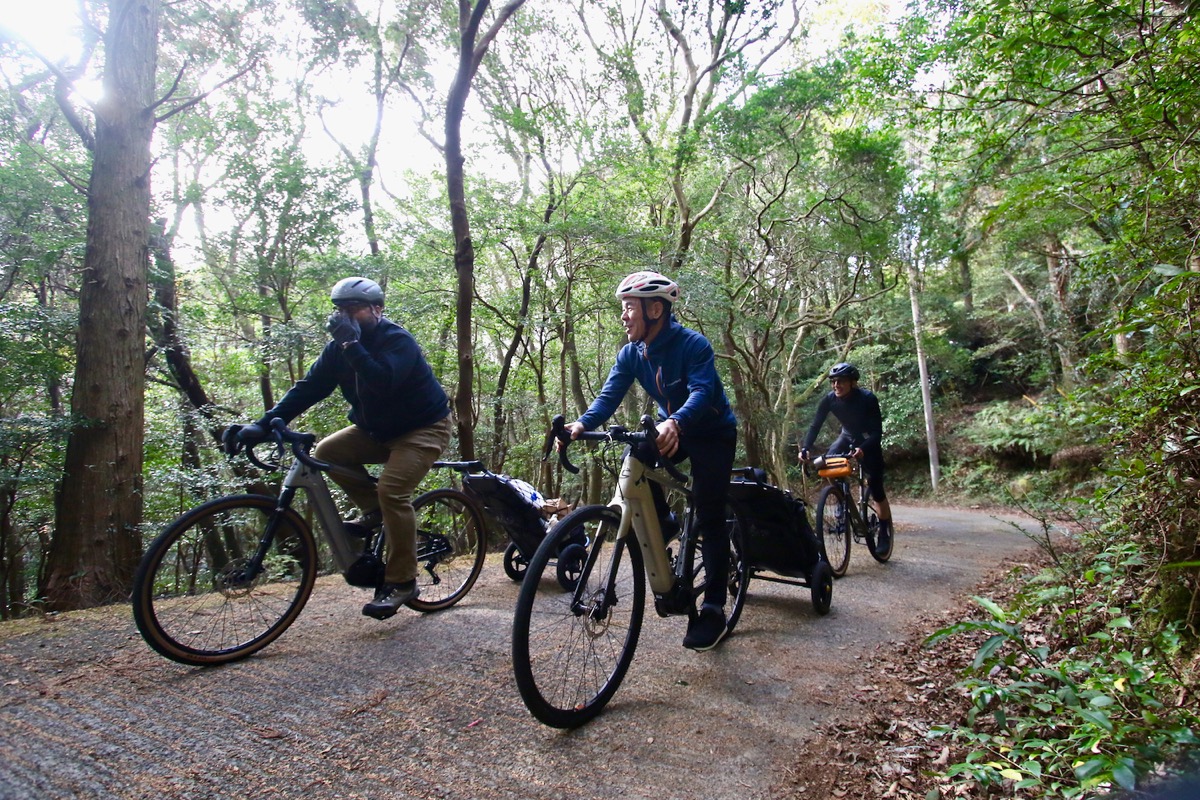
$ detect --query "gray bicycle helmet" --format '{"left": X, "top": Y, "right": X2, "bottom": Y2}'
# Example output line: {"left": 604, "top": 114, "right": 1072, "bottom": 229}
{"left": 828, "top": 362, "right": 860, "bottom": 381}
{"left": 330, "top": 276, "right": 384, "bottom": 307}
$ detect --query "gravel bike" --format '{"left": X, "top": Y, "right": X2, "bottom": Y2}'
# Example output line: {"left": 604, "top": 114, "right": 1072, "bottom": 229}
{"left": 132, "top": 419, "right": 486, "bottom": 666}
{"left": 811, "top": 453, "right": 893, "bottom": 577}
{"left": 511, "top": 414, "right": 750, "bottom": 728}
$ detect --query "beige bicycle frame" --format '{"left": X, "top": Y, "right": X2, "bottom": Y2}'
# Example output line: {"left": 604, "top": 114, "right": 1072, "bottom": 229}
{"left": 607, "top": 454, "right": 690, "bottom": 594}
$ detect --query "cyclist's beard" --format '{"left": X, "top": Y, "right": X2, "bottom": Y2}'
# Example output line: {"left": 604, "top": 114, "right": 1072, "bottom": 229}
{"left": 358, "top": 312, "right": 382, "bottom": 336}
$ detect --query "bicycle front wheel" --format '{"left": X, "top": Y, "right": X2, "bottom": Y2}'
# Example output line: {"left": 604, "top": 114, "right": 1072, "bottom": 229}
{"left": 816, "top": 484, "right": 852, "bottom": 578}
{"left": 132, "top": 494, "right": 318, "bottom": 666}
{"left": 406, "top": 488, "right": 487, "bottom": 613}
{"left": 512, "top": 505, "right": 645, "bottom": 728}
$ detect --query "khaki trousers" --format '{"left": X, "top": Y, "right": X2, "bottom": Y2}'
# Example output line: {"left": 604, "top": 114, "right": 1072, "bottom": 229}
{"left": 314, "top": 417, "right": 452, "bottom": 583}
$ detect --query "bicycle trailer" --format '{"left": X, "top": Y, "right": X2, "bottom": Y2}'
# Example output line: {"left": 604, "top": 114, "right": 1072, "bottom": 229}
{"left": 461, "top": 471, "right": 585, "bottom": 584}
{"left": 463, "top": 472, "right": 547, "bottom": 549}
{"left": 727, "top": 468, "right": 824, "bottom": 583}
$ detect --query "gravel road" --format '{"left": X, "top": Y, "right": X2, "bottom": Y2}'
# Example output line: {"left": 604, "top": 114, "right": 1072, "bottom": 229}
{"left": 0, "top": 504, "right": 1042, "bottom": 800}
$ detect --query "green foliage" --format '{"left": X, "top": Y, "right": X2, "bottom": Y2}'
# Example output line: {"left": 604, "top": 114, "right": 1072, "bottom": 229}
{"left": 1079, "top": 268, "right": 1200, "bottom": 625}
{"left": 927, "top": 540, "right": 1200, "bottom": 797}
{"left": 962, "top": 401, "right": 1060, "bottom": 463}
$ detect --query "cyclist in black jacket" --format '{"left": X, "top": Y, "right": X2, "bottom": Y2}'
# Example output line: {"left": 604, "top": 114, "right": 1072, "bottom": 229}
{"left": 226, "top": 277, "right": 452, "bottom": 620}
{"left": 799, "top": 363, "right": 892, "bottom": 553}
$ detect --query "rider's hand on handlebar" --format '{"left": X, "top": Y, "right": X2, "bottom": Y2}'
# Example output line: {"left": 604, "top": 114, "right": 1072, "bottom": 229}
{"left": 656, "top": 418, "right": 681, "bottom": 459}
{"left": 222, "top": 422, "right": 267, "bottom": 455}
{"left": 851, "top": 446, "right": 864, "bottom": 460}
{"left": 555, "top": 421, "right": 586, "bottom": 452}
{"left": 799, "top": 447, "right": 810, "bottom": 463}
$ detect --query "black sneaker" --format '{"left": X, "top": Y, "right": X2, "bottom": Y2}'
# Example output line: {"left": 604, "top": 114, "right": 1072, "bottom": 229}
{"left": 683, "top": 604, "right": 728, "bottom": 651}
{"left": 361, "top": 580, "right": 419, "bottom": 620}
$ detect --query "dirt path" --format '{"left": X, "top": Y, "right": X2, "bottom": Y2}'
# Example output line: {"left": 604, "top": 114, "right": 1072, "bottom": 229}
{"left": 0, "top": 504, "right": 1043, "bottom": 800}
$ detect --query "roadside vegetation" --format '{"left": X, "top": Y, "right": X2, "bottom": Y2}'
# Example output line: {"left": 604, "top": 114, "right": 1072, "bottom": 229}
{"left": 2, "top": 0, "right": 1197, "bottom": 795}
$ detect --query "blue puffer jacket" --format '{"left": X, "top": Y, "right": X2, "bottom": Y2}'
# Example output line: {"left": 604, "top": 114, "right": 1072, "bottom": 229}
{"left": 578, "top": 317, "right": 737, "bottom": 437}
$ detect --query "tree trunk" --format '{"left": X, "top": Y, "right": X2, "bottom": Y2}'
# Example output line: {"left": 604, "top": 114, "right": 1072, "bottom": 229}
{"left": 43, "top": 0, "right": 161, "bottom": 610}
{"left": 1, "top": 480, "right": 24, "bottom": 619}
{"left": 906, "top": 259, "right": 940, "bottom": 491}
{"left": 444, "top": 0, "right": 528, "bottom": 461}
{"left": 148, "top": 221, "right": 216, "bottom": 423}
{"left": 953, "top": 249, "right": 973, "bottom": 314}
{"left": 1044, "top": 235, "right": 1077, "bottom": 389}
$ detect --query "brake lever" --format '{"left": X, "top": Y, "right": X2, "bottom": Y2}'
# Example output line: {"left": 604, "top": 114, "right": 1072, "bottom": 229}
{"left": 544, "top": 414, "right": 580, "bottom": 474}
{"left": 637, "top": 415, "right": 690, "bottom": 483}
{"left": 243, "top": 418, "right": 288, "bottom": 472}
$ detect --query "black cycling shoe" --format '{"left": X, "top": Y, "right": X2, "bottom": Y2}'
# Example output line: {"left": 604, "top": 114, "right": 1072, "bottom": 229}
{"left": 683, "top": 604, "right": 728, "bottom": 651}
{"left": 362, "top": 581, "right": 418, "bottom": 620}
{"left": 873, "top": 519, "right": 893, "bottom": 557}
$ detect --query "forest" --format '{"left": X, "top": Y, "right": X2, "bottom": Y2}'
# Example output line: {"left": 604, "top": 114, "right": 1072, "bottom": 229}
{"left": 1, "top": 0, "right": 1198, "bottom": 795}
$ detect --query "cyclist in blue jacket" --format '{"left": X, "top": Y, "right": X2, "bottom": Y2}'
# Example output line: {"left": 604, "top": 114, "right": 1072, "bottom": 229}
{"left": 227, "top": 277, "right": 452, "bottom": 620}
{"left": 562, "top": 270, "right": 738, "bottom": 651}
{"left": 799, "top": 362, "right": 892, "bottom": 554}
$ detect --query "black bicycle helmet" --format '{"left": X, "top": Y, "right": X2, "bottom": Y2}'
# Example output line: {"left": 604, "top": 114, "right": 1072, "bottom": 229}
{"left": 828, "top": 362, "right": 860, "bottom": 381}
{"left": 330, "top": 276, "right": 384, "bottom": 307}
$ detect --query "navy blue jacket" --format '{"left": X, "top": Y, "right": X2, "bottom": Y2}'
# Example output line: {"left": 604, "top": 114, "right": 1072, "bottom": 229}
{"left": 578, "top": 317, "right": 736, "bottom": 437}
{"left": 803, "top": 387, "right": 883, "bottom": 452}
{"left": 257, "top": 317, "right": 449, "bottom": 442}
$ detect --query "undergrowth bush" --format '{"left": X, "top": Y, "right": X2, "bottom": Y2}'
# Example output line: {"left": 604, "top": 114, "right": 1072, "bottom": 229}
{"left": 928, "top": 534, "right": 1200, "bottom": 798}
{"left": 927, "top": 268, "right": 1200, "bottom": 797}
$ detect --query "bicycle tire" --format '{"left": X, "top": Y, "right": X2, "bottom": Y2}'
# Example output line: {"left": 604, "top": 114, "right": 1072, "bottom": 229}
{"left": 405, "top": 488, "right": 487, "bottom": 613}
{"left": 502, "top": 541, "right": 527, "bottom": 582}
{"left": 810, "top": 560, "right": 833, "bottom": 615}
{"left": 816, "top": 484, "right": 852, "bottom": 578}
{"left": 512, "top": 505, "right": 645, "bottom": 728}
{"left": 685, "top": 503, "right": 751, "bottom": 633}
{"left": 132, "top": 494, "right": 318, "bottom": 666}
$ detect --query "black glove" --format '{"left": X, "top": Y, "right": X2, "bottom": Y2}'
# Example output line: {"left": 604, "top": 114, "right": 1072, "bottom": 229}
{"left": 326, "top": 311, "right": 361, "bottom": 346}
{"left": 222, "top": 423, "right": 267, "bottom": 455}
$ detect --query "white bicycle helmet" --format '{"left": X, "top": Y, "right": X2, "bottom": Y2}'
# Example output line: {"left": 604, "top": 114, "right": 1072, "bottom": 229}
{"left": 615, "top": 270, "right": 680, "bottom": 304}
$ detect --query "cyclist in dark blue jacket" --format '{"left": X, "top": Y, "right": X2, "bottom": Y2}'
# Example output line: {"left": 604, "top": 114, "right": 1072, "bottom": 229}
{"left": 799, "top": 362, "right": 892, "bottom": 553}
{"left": 563, "top": 270, "right": 737, "bottom": 651}
{"left": 228, "top": 277, "right": 452, "bottom": 620}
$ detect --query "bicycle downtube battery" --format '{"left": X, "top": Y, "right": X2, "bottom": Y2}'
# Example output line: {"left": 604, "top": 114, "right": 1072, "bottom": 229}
{"left": 613, "top": 457, "right": 675, "bottom": 593}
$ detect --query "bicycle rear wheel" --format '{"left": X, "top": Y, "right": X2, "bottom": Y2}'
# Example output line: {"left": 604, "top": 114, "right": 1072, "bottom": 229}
{"left": 132, "top": 494, "right": 318, "bottom": 666}
{"left": 406, "top": 488, "right": 487, "bottom": 612}
{"left": 685, "top": 503, "right": 751, "bottom": 633}
{"left": 816, "top": 484, "right": 851, "bottom": 578}
{"left": 511, "top": 505, "right": 645, "bottom": 728}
